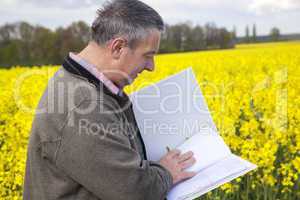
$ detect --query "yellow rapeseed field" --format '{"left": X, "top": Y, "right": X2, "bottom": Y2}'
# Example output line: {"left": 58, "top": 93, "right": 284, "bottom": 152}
{"left": 0, "top": 41, "right": 299, "bottom": 200}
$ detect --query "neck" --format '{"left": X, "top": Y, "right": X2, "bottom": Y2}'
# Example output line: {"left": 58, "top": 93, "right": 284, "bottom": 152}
{"left": 77, "top": 41, "right": 109, "bottom": 72}
{"left": 76, "top": 41, "right": 124, "bottom": 89}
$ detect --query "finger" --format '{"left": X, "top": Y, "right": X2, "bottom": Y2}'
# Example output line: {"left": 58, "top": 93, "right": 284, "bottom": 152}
{"left": 180, "top": 157, "right": 196, "bottom": 169}
{"left": 168, "top": 149, "right": 181, "bottom": 158}
{"left": 180, "top": 171, "right": 197, "bottom": 180}
{"left": 178, "top": 151, "right": 194, "bottom": 163}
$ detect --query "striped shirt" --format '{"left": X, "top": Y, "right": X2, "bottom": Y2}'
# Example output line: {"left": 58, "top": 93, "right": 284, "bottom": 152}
{"left": 69, "top": 52, "right": 123, "bottom": 96}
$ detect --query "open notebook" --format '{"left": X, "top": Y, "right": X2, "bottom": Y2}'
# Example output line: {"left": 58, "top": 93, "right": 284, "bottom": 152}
{"left": 129, "top": 67, "right": 257, "bottom": 200}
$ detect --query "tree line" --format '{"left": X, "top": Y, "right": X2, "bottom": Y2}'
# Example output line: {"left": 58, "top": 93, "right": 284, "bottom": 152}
{"left": 238, "top": 24, "right": 283, "bottom": 43}
{"left": 0, "top": 21, "right": 235, "bottom": 68}
{"left": 0, "top": 21, "right": 90, "bottom": 68}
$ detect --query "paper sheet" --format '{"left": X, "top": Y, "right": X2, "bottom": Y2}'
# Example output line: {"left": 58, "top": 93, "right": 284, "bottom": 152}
{"left": 130, "top": 67, "right": 217, "bottom": 161}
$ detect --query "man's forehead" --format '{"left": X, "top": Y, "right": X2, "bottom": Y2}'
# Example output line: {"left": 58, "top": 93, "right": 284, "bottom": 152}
{"left": 140, "top": 32, "right": 161, "bottom": 53}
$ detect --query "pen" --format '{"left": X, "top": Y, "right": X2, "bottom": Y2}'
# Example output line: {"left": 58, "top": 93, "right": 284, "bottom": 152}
{"left": 166, "top": 146, "right": 171, "bottom": 152}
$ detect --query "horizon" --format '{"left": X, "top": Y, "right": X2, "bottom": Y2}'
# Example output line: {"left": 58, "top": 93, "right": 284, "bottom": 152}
{"left": 1, "top": 20, "right": 300, "bottom": 38}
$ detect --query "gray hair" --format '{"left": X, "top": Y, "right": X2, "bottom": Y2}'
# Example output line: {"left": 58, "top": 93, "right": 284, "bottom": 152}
{"left": 91, "top": 0, "right": 164, "bottom": 48}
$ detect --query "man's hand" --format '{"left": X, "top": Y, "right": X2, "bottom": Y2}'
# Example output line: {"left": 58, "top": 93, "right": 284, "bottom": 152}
{"left": 159, "top": 149, "right": 197, "bottom": 185}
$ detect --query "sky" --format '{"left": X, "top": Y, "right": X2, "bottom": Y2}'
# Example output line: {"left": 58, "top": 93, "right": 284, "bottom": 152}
{"left": 1, "top": 0, "right": 300, "bottom": 36}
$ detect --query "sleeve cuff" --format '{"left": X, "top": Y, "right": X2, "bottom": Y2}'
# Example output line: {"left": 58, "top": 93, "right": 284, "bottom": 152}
{"left": 148, "top": 160, "right": 173, "bottom": 193}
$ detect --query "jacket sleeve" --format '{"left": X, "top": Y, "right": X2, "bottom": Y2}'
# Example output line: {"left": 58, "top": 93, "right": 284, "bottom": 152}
{"left": 54, "top": 99, "right": 173, "bottom": 200}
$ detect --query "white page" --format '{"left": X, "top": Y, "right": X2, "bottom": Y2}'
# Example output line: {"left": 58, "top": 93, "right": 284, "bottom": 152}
{"left": 168, "top": 154, "right": 257, "bottom": 200}
{"left": 130, "top": 67, "right": 217, "bottom": 161}
{"left": 176, "top": 131, "right": 231, "bottom": 173}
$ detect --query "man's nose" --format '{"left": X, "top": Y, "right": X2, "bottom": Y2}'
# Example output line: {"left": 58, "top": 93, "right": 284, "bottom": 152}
{"left": 145, "top": 60, "right": 154, "bottom": 71}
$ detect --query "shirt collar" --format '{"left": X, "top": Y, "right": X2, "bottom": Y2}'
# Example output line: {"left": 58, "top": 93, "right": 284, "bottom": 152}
{"left": 69, "top": 52, "right": 123, "bottom": 97}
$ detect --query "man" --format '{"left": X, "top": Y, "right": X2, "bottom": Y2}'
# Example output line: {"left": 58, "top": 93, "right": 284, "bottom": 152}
{"left": 23, "top": 0, "right": 196, "bottom": 199}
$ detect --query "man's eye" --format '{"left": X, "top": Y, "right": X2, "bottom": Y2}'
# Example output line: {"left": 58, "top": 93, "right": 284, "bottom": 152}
{"left": 146, "top": 55, "right": 154, "bottom": 59}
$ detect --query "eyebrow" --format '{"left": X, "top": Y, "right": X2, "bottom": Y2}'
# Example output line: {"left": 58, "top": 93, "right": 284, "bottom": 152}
{"left": 144, "top": 50, "right": 157, "bottom": 55}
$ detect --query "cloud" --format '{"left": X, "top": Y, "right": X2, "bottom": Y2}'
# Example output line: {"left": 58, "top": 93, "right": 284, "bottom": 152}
{"left": 9, "top": 0, "right": 105, "bottom": 9}
{"left": 143, "top": 0, "right": 246, "bottom": 10}
{"left": 0, "top": 0, "right": 299, "bottom": 36}
{"left": 142, "top": 0, "right": 250, "bottom": 24}
{"left": 249, "top": 0, "right": 300, "bottom": 14}
{"left": 0, "top": 0, "right": 100, "bottom": 30}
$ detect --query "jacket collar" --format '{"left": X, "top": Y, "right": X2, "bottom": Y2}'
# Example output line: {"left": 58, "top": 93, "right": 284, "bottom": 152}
{"left": 62, "top": 54, "right": 130, "bottom": 104}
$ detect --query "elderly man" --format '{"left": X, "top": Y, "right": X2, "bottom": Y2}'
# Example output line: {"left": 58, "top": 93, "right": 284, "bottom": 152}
{"left": 23, "top": 0, "right": 196, "bottom": 199}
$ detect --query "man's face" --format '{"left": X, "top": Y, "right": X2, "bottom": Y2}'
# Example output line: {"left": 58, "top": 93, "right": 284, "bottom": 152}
{"left": 117, "top": 29, "right": 161, "bottom": 86}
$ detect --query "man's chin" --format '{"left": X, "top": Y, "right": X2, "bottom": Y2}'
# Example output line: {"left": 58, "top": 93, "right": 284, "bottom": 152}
{"left": 127, "top": 77, "right": 135, "bottom": 85}
{"left": 120, "top": 77, "right": 135, "bottom": 87}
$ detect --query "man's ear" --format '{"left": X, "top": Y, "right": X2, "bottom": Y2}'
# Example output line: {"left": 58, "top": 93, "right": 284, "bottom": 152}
{"left": 109, "top": 37, "right": 128, "bottom": 59}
